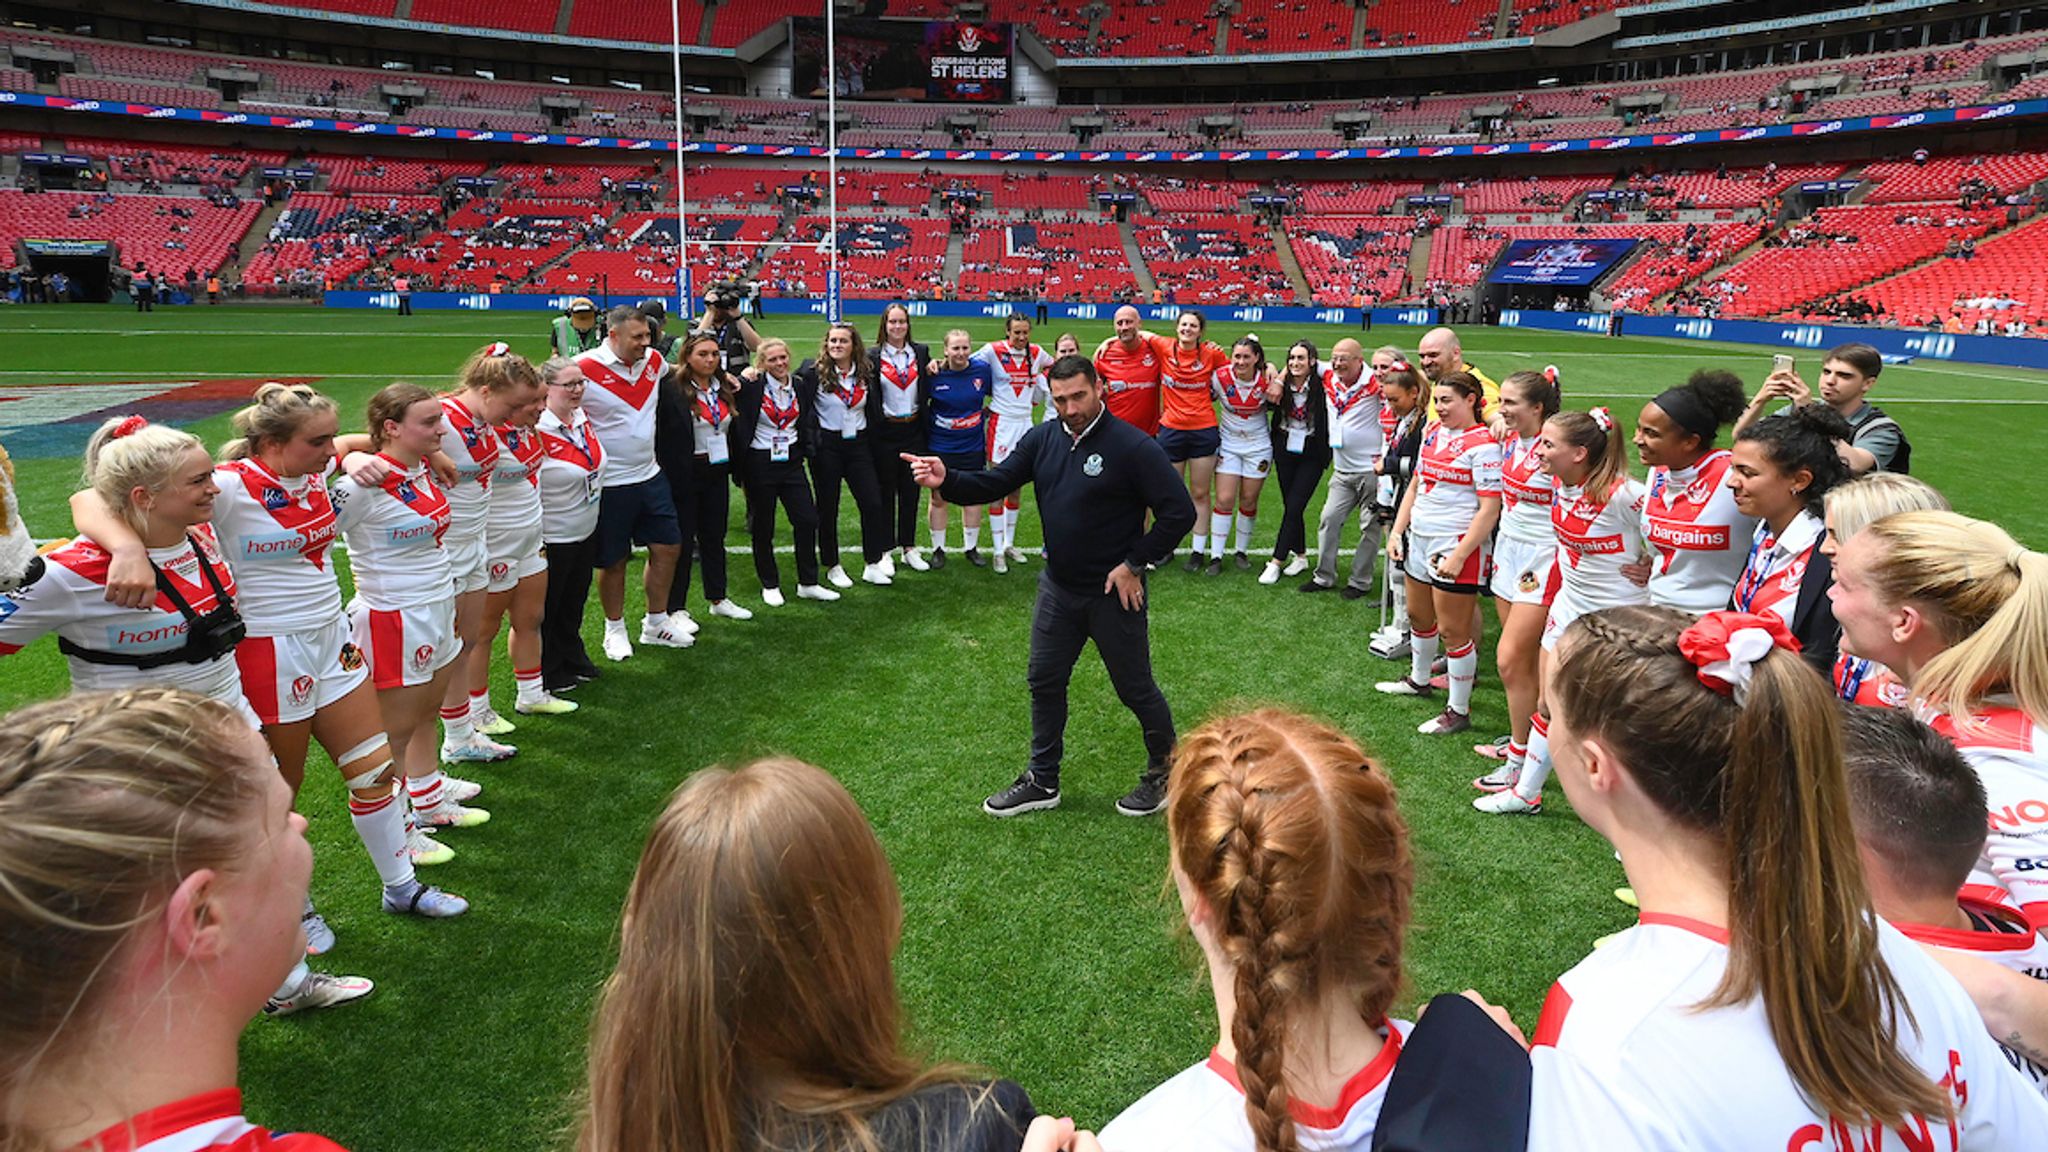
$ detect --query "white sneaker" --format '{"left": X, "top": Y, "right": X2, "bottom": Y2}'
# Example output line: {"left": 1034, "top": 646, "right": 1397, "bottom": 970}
{"left": 406, "top": 825, "right": 455, "bottom": 866}
{"left": 904, "top": 548, "right": 931, "bottom": 572}
{"left": 861, "top": 562, "right": 893, "bottom": 586}
{"left": 797, "top": 583, "right": 841, "bottom": 602}
{"left": 515, "top": 691, "right": 578, "bottom": 715}
{"left": 601, "top": 625, "right": 633, "bottom": 662}
{"left": 709, "top": 598, "right": 754, "bottom": 620}
{"left": 826, "top": 565, "right": 854, "bottom": 589}
{"left": 302, "top": 906, "right": 336, "bottom": 956}
{"left": 761, "top": 587, "right": 786, "bottom": 607}
{"left": 1259, "top": 559, "right": 1282, "bottom": 585}
{"left": 880, "top": 553, "right": 897, "bottom": 578}
{"left": 640, "top": 618, "right": 696, "bottom": 648}
{"left": 442, "top": 774, "right": 483, "bottom": 803}
{"left": 1474, "top": 790, "right": 1542, "bottom": 815}
{"left": 1005, "top": 545, "right": 1029, "bottom": 564}
{"left": 417, "top": 799, "right": 491, "bottom": 828}
{"left": 442, "top": 735, "right": 516, "bottom": 763}
{"left": 1283, "top": 554, "right": 1311, "bottom": 577}
{"left": 264, "top": 970, "right": 374, "bottom": 1017}
{"left": 992, "top": 551, "right": 1009, "bottom": 575}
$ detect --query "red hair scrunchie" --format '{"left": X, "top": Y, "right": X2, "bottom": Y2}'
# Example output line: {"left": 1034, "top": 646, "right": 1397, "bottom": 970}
{"left": 483, "top": 341, "right": 511, "bottom": 357}
{"left": 1676, "top": 611, "right": 1801, "bottom": 703}
{"left": 110, "top": 415, "right": 148, "bottom": 440}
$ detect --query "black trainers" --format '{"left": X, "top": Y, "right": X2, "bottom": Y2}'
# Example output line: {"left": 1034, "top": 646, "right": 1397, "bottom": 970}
{"left": 1183, "top": 550, "right": 1204, "bottom": 573}
{"left": 1340, "top": 585, "right": 1370, "bottom": 600}
{"left": 930, "top": 548, "right": 948, "bottom": 570}
{"left": 1204, "top": 557, "right": 1223, "bottom": 576}
{"left": 984, "top": 774, "right": 1060, "bottom": 817}
{"left": 1116, "top": 772, "right": 1168, "bottom": 817}
{"left": 1298, "top": 578, "right": 1335, "bottom": 593}
{"left": 966, "top": 547, "right": 987, "bottom": 568}
{"left": 1234, "top": 551, "right": 1251, "bottom": 571}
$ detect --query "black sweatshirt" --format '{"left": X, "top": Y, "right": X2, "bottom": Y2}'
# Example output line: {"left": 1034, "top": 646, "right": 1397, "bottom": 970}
{"left": 939, "top": 409, "right": 1195, "bottom": 593}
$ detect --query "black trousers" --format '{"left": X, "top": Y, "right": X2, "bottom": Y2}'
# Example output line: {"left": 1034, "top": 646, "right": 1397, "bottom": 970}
{"left": 670, "top": 455, "right": 730, "bottom": 612}
{"left": 871, "top": 420, "right": 924, "bottom": 552}
{"left": 397, "top": 295, "right": 413, "bottom": 315}
{"left": 1025, "top": 571, "right": 1175, "bottom": 787}
{"left": 540, "top": 533, "right": 600, "bottom": 691}
{"left": 1271, "top": 447, "right": 1329, "bottom": 562}
{"left": 812, "top": 430, "right": 888, "bottom": 569}
{"left": 745, "top": 451, "right": 820, "bottom": 589}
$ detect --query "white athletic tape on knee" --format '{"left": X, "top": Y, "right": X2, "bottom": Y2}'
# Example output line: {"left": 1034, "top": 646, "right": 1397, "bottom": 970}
{"left": 344, "top": 757, "right": 396, "bottom": 793}
{"left": 336, "top": 734, "right": 389, "bottom": 769}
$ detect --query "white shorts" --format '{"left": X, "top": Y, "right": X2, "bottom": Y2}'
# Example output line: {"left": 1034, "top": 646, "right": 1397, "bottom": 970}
{"left": 1217, "top": 444, "right": 1273, "bottom": 479}
{"left": 1490, "top": 535, "right": 1557, "bottom": 605}
{"left": 444, "top": 533, "right": 490, "bottom": 595}
{"left": 233, "top": 615, "right": 372, "bottom": 726}
{"left": 986, "top": 410, "right": 1030, "bottom": 465}
{"left": 1541, "top": 591, "right": 1587, "bottom": 653}
{"left": 349, "top": 598, "right": 464, "bottom": 690}
{"left": 487, "top": 523, "right": 547, "bottom": 593}
{"left": 1404, "top": 530, "right": 1491, "bottom": 593}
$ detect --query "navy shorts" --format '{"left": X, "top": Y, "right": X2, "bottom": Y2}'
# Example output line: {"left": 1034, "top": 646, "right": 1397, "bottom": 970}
{"left": 936, "top": 449, "right": 987, "bottom": 475}
{"left": 1156, "top": 425, "right": 1222, "bottom": 462}
{"left": 594, "top": 475, "right": 682, "bottom": 567}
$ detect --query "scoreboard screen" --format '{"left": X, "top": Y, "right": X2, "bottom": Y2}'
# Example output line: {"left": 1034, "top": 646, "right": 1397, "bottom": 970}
{"left": 792, "top": 18, "right": 1014, "bottom": 105}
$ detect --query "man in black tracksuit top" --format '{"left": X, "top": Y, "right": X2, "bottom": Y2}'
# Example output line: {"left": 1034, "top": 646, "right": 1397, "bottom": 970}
{"left": 907, "top": 354, "right": 1195, "bottom": 818}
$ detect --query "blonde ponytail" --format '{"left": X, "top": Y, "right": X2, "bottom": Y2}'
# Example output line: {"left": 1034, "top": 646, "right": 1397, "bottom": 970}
{"left": 220, "top": 382, "right": 338, "bottom": 462}
{"left": 81, "top": 418, "right": 206, "bottom": 533}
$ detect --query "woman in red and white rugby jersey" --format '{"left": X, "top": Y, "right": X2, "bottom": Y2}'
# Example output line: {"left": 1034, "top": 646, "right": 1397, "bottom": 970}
{"left": 433, "top": 345, "right": 545, "bottom": 762}
{"left": 1513, "top": 606, "right": 2047, "bottom": 1148}
{"left": 1478, "top": 407, "right": 1648, "bottom": 816}
{"left": 0, "top": 691, "right": 371, "bottom": 1146}
{"left": 331, "top": 384, "right": 489, "bottom": 860}
{"left": 1630, "top": 370, "right": 1755, "bottom": 613}
{"left": 470, "top": 363, "right": 575, "bottom": 729}
{"left": 1099, "top": 709, "right": 1414, "bottom": 1152}
{"left": 1474, "top": 368, "right": 1562, "bottom": 796}
{"left": 1378, "top": 371, "right": 1501, "bottom": 737}
{"left": 1209, "top": 336, "right": 1273, "bottom": 572}
{"left": 73, "top": 388, "right": 466, "bottom": 939}
{"left": 1817, "top": 474, "right": 1948, "bottom": 708}
{"left": 535, "top": 357, "right": 607, "bottom": 694}
{"left": 1832, "top": 511, "right": 2048, "bottom": 935}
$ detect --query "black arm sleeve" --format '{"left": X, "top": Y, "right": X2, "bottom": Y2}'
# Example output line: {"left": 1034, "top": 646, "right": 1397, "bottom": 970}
{"left": 937, "top": 425, "right": 1040, "bottom": 505}
{"left": 1127, "top": 438, "right": 1197, "bottom": 571}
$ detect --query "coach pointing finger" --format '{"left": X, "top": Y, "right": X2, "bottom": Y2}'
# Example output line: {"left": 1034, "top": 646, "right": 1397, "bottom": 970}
{"left": 903, "top": 354, "right": 1195, "bottom": 818}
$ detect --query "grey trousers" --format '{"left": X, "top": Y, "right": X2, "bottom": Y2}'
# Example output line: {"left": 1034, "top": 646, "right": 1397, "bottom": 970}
{"left": 1313, "top": 469, "right": 1383, "bottom": 591}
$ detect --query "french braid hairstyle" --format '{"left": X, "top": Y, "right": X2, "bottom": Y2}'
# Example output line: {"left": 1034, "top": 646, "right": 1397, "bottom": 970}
{"left": 1166, "top": 709, "right": 1413, "bottom": 1152}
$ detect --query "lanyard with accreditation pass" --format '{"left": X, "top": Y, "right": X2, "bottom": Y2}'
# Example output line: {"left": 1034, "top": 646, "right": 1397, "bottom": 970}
{"left": 695, "top": 386, "right": 731, "bottom": 465}
{"left": 762, "top": 384, "right": 799, "bottom": 462}
{"left": 1325, "top": 373, "right": 1372, "bottom": 450}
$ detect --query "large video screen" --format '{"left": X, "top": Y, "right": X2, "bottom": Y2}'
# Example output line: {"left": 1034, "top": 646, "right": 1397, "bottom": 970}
{"left": 1487, "top": 238, "right": 1640, "bottom": 286}
{"left": 791, "top": 18, "right": 1013, "bottom": 104}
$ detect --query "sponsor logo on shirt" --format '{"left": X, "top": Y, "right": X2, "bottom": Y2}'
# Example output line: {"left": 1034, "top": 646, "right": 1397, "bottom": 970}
{"left": 388, "top": 523, "right": 438, "bottom": 545}
{"left": 108, "top": 620, "right": 188, "bottom": 651}
{"left": 1647, "top": 519, "right": 1730, "bottom": 551}
{"left": 261, "top": 485, "right": 291, "bottom": 510}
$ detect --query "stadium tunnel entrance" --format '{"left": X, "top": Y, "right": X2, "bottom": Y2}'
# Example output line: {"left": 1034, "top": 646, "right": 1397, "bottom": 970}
{"left": 20, "top": 240, "right": 113, "bottom": 303}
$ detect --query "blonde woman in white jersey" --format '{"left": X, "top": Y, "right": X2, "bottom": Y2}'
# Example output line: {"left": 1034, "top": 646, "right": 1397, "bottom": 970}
{"left": 1831, "top": 511, "right": 2048, "bottom": 936}
{"left": 1628, "top": 370, "right": 1754, "bottom": 612}
{"left": 70, "top": 388, "right": 467, "bottom": 945}
{"left": 1479, "top": 408, "right": 1648, "bottom": 816}
{"left": 1511, "top": 604, "right": 2048, "bottom": 1148}
{"left": 1475, "top": 368, "right": 1562, "bottom": 796}
{"left": 1209, "top": 336, "right": 1273, "bottom": 571}
{"left": 974, "top": 312, "right": 1053, "bottom": 573}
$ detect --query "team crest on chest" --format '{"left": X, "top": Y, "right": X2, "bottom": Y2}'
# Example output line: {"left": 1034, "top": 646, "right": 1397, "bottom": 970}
{"left": 1083, "top": 454, "right": 1104, "bottom": 477}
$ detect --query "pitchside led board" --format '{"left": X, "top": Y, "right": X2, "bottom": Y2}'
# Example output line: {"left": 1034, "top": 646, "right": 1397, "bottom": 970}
{"left": 1487, "top": 238, "right": 1640, "bottom": 286}
{"left": 791, "top": 18, "right": 1013, "bottom": 104}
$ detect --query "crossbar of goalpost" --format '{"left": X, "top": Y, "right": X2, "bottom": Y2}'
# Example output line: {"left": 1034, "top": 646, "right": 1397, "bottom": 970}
{"left": 670, "top": 2, "right": 840, "bottom": 321}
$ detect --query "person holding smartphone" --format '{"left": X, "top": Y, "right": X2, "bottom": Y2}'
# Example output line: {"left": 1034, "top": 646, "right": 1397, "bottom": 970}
{"left": 1736, "top": 345, "right": 1909, "bottom": 475}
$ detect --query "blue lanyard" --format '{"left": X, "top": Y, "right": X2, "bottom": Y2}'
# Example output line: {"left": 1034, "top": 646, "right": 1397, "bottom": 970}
{"left": 1734, "top": 530, "right": 1774, "bottom": 612}
{"left": 1837, "top": 656, "right": 1871, "bottom": 701}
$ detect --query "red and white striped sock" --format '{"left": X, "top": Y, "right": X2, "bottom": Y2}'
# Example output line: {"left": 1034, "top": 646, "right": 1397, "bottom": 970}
{"left": 467, "top": 689, "right": 492, "bottom": 721}
{"left": 1506, "top": 740, "right": 1528, "bottom": 780}
{"left": 407, "top": 770, "right": 448, "bottom": 816}
{"left": 439, "top": 702, "right": 473, "bottom": 745}
{"left": 515, "top": 666, "right": 544, "bottom": 706}
{"left": 1446, "top": 641, "right": 1478, "bottom": 714}
{"left": 347, "top": 788, "right": 414, "bottom": 888}
{"left": 1409, "top": 626, "right": 1440, "bottom": 687}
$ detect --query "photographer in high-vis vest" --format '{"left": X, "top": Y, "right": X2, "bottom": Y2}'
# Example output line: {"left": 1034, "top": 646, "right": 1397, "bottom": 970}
{"left": 552, "top": 297, "right": 605, "bottom": 359}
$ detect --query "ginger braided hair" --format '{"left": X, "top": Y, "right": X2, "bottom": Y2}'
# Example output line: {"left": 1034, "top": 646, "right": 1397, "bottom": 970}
{"left": 1166, "top": 709, "right": 1413, "bottom": 1152}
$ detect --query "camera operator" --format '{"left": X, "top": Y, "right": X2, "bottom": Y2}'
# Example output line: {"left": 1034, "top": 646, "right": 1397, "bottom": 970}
{"left": 691, "top": 282, "right": 761, "bottom": 376}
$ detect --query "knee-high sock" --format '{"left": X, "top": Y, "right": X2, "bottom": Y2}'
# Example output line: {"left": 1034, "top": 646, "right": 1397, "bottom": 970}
{"left": 1208, "top": 526, "right": 1227, "bottom": 558}
{"left": 1516, "top": 715, "right": 1552, "bottom": 803}
{"left": 964, "top": 523, "right": 981, "bottom": 550}
{"left": 1447, "top": 641, "right": 1478, "bottom": 714}
{"left": 439, "top": 703, "right": 473, "bottom": 746}
{"left": 348, "top": 787, "right": 415, "bottom": 888}
{"left": 1409, "top": 626, "right": 1439, "bottom": 687}
{"left": 1234, "top": 512, "right": 1256, "bottom": 553}
{"left": 408, "top": 769, "right": 449, "bottom": 816}
{"left": 1005, "top": 507, "right": 1021, "bottom": 549}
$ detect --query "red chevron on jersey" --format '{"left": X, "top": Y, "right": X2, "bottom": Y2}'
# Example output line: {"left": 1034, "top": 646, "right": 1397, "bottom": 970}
{"left": 992, "top": 342, "right": 1045, "bottom": 397}
{"left": 1324, "top": 368, "right": 1380, "bottom": 417}
{"left": 49, "top": 525, "right": 234, "bottom": 616}
{"left": 1417, "top": 425, "right": 1491, "bottom": 491}
{"left": 581, "top": 353, "right": 660, "bottom": 411}
{"left": 1500, "top": 437, "right": 1551, "bottom": 514}
{"left": 1930, "top": 706, "right": 2040, "bottom": 756}
{"left": 498, "top": 424, "right": 545, "bottom": 489}
{"left": 1646, "top": 449, "right": 1735, "bottom": 572}
{"left": 219, "top": 458, "right": 336, "bottom": 571}
{"left": 440, "top": 396, "right": 500, "bottom": 493}
{"left": 539, "top": 422, "right": 603, "bottom": 471}
{"left": 374, "top": 456, "right": 451, "bottom": 546}
{"left": 1552, "top": 480, "right": 1630, "bottom": 569}
{"left": 82, "top": 1089, "right": 349, "bottom": 1152}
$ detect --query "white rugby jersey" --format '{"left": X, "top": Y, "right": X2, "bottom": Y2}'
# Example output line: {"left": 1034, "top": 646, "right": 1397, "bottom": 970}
{"left": 211, "top": 457, "right": 342, "bottom": 635}
{"left": 1498, "top": 434, "right": 1554, "bottom": 545}
{"left": 487, "top": 421, "right": 544, "bottom": 536}
{"left": 80, "top": 1089, "right": 348, "bottom": 1152}
{"left": 331, "top": 456, "right": 453, "bottom": 610}
{"left": 1730, "top": 510, "right": 1824, "bottom": 630}
{"left": 1529, "top": 914, "right": 2048, "bottom": 1151}
{"left": 437, "top": 394, "right": 499, "bottom": 544}
{"left": 1552, "top": 476, "right": 1651, "bottom": 612}
{"left": 1927, "top": 700, "right": 2048, "bottom": 934}
{"left": 576, "top": 342, "right": 667, "bottom": 486}
{"left": 875, "top": 342, "right": 922, "bottom": 419}
{"left": 978, "top": 340, "right": 1052, "bottom": 420}
{"left": 0, "top": 526, "right": 244, "bottom": 701}
{"left": 1409, "top": 422, "right": 1502, "bottom": 538}
{"left": 1322, "top": 365, "right": 1384, "bottom": 474}
{"left": 1099, "top": 1023, "right": 1410, "bottom": 1152}
{"left": 1643, "top": 450, "right": 1758, "bottom": 614}
{"left": 1212, "top": 368, "right": 1270, "bottom": 457}
{"left": 1896, "top": 898, "right": 2048, "bottom": 1099}
{"left": 536, "top": 406, "right": 605, "bottom": 544}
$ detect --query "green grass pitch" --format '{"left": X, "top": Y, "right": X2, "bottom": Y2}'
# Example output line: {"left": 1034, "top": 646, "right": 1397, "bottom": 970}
{"left": 0, "top": 307, "right": 2042, "bottom": 1151}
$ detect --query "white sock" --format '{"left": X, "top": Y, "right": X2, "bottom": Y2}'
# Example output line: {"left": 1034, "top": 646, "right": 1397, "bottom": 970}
{"left": 642, "top": 611, "right": 668, "bottom": 633}
{"left": 515, "top": 668, "right": 544, "bottom": 706}
{"left": 1192, "top": 533, "right": 1208, "bottom": 555}
{"left": 990, "top": 511, "right": 1009, "bottom": 553}
{"left": 467, "top": 690, "right": 492, "bottom": 721}
{"left": 1409, "top": 627, "right": 1439, "bottom": 686}
{"left": 273, "top": 958, "right": 312, "bottom": 1002}
{"left": 1505, "top": 741, "right": 1527, "bottom": 781}
{"left": 964, "top": 524, "right": 981, "bottom": 550}
{"left": 348, "top": 786, "right": 414, "bottom": 888}
{"left": 930, "top": 522, "right": 947, "bottom": 550}
{"left": 407, "top": 769, "right": 449, "bottom": 815}
{"left": 1447, "top": 641, "right": 1478, "bottom": 714}
{"left": 438, "top": 702, "right": 473, "bottom": 745}
{"left": 1005, "top": 507, "right": 1020, "bottom": 547}
{"left": 604, "top": 616, "right": 627, "bottom": 635}
{"left": 1209, "top": 529, "right": 1226, "bottom": 559}
{"left": 1234, "top": 512, "right": 1256, "bottom": 553}
{"left": 1516, "top": 716, "right": 1552, "bottom": 802}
